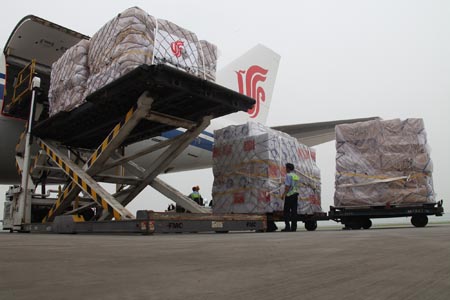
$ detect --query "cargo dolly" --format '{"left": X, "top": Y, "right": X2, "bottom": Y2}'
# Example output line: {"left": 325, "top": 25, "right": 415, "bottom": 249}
{"left": 328, "top": 200, "right": 444, "bottom": 229}
{"left": 266, "top": 200, "right": 444, "bottom": 231}
{"left": 3, "top": 63, "right": 268, "bottom": 234}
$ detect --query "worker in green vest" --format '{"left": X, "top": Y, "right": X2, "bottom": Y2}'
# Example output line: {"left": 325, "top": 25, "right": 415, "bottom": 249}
{"left": 189, "top": 186, "right": 204, "bottom": 206}
{"left": 281, "top": 163, "right": 299, "bottom": 232}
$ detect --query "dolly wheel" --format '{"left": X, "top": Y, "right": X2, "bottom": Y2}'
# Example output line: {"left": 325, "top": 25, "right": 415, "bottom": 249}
{"left": 304, "top": 221, "right": 317, "bottom": 231}
{"left": 362, "top": 218, "right": 372, "bottom": 229}
{"left": 411, "top": 215, "right": 428, "bottom": 227}
{"left": 349, "top": 222, "right": 362, "bottom": 230}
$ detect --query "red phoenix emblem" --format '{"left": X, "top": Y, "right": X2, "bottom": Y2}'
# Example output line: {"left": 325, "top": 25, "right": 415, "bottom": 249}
{"left": 170, "top": 40, "right": 184, "bottom": 58}
{"left": 236, "top": 65, "right": 269, "bottom": 118}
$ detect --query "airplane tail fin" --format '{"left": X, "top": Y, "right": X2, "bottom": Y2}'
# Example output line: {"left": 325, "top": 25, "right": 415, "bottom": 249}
{"left": 215, "top": 44, "right": 280, "bottom": 125}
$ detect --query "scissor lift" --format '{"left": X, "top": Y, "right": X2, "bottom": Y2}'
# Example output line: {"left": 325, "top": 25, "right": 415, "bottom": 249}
{"left": 4, "top": 64, "right": 267, "bottom": 234}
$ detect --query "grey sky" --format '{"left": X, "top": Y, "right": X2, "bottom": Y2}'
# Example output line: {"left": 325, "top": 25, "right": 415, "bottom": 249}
{"left": 1, "top": 0, "right": 449, "bottom": 217}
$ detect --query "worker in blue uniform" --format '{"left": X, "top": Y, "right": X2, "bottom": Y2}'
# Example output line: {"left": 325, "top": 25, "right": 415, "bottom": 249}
{"left": 282, "top": 163, "right": 300, "bottom": 232}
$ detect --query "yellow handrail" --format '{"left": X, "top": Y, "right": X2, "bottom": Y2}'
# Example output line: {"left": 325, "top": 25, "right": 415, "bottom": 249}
{"left": 11, "top": 59, "right": 36, "bottom": 104}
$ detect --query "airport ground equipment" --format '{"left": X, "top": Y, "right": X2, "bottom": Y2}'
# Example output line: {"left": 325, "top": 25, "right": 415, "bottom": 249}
{"left": 1, "top": 63, "right": 444, "bottom": 234}
{"left": 328, "top": 200, "right": 444, "bottom": 229}
{"left": 25, "top": 212, "right": 267, "bottom": 234}
{"left": 3, "top": 63, "right": 268, "bottom": 233}
{"left": 266, "top": 200, "right": 444, "bottom": 231}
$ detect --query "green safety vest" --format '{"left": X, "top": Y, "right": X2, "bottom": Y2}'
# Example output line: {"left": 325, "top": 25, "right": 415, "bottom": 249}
{"left": 286, "top": 173, "right": 300, "bottom": 197}
{"left": 189, "top": 191, "right": 201, "bottom": 199}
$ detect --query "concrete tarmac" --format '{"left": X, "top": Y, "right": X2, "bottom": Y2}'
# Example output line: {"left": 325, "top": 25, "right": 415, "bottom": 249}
{"left": 0, "top": 224, "right": 449, "bottom": 300}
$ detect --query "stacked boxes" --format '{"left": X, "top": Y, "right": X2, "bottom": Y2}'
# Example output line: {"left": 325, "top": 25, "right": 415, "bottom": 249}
{"left": 47, "top": 40, "right": 89, "bottom": 116}
{"left": 335, "top": 118, "right": 434, "bottom": 206}
{"left": 198, "top": 40, "right": 218, "bottom": 82}
{"left": 153, "top": 19, "right": 202, "bottom": 78}
{"left": 85, "top": 7, "right": 158, "bottom": 97}
{"left": 48, "top": 6, "right": 218, "bottom": 116}
{"left": 212, "top": 122, "right": 321, "bottom": 214}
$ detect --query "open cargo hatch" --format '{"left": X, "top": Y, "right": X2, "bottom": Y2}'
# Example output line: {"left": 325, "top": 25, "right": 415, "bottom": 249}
{"left": 2, "top": 15, "right": 89, "bottom": 119}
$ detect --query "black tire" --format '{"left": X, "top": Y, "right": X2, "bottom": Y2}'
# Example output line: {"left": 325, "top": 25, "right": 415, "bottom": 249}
{"left": 362, "top": 218, "right": 372, "bottom": 229}
{"left": 304, "top": 221, "right": 317, "bottom": 231}
{"left": 411, "top": 215, "right": 428, "bottom": 227}
{"left": 349, "top": 222, "right": 362, "bottom": 230}
{"left": 267, "top": 220, "right": 278, "bottom": 232}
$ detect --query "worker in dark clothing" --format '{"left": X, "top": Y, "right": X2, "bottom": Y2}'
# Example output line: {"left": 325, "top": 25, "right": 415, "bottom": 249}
{"left": 281, "top": 163, "right": 299, "bottom": 232}
{"left": 188, "top": 186, "right": 203, "bottom": 206}
{"left": 167, "top": 203, "right": 176, "bottom": 212}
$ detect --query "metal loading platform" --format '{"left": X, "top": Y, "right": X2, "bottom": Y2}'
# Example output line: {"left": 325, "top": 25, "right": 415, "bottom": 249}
{"left": 328, "top": 201, "right": 444, "bottom": 229}
{"left": 33, "top": 64, "right": 251, "bottom": 148}
{"left": 4, "top": 64, "right": 270, "bottom": 234}
{"left": 27, "top": 212, "right": 267, "bottom": 234}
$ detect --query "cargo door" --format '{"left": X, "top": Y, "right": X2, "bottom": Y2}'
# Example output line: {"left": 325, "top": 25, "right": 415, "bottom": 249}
{"left": 2, "top": 15, "right": 89, "bottom": 119}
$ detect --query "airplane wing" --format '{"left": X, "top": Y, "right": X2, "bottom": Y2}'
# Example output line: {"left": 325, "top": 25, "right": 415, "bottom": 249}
{"left": 271, "top": 117, "right": 379, "bottom": 147}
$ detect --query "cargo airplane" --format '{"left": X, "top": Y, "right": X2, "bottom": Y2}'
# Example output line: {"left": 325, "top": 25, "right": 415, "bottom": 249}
{"left": 0, "top": 15, "right": 374, "bottom": 184}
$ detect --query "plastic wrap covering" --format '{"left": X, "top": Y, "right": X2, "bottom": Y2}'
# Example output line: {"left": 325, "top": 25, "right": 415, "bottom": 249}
{"left": 212, "top": 122, "right": 321, "bottom": 214}
{"left": 335, "top": 118, "right": 434, "bottom": 207}
{"left": 85, "top": 7, "right": 157, "bottom": 97}
{"left": 199, "top": 40, "right": 218, "bottom": 81}
{"left": 48, "top": 40, "right": 89, "bottom": 116}
{"left": 49, "top": 6, "right": 218, "bottom": 116}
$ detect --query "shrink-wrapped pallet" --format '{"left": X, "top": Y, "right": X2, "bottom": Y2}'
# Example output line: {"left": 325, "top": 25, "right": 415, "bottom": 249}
{"left": 86, "top": 7, "right": 217, "bottom": 96}
{"left": 85, "top": 7, "right": 158, "bottom": 96}
{"left": 48, "top": 39, "right": 90, "bottom": 116}
{"left": 153, "top": 19, "right": 202, "bottom": 76}
{"left": 213, "top": 122, "right": 322, "bottom": 214}
{"left": 334, "top": 118, "right": 434, "bottom": 207}
{"left": 199, "top": 40, "right": 218, "bottom": 81}
{"left": 49, "top": 6, "right": 218, "bottom": 116}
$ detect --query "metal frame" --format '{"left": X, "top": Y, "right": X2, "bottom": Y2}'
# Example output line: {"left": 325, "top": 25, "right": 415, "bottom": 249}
{"left": 329, "top": 201, "right": 444, "bottom": 220}
{"left": 24, "top": 212, "right": 267, "bottom": 234}
{"left": 8, "top": 88, "right": 220, "bottom": 231}
{"left": 4, "top": 63, "right": 262, "bottom": 233}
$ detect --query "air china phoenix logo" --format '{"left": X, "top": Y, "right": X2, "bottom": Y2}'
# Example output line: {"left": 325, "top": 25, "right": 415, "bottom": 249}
{"left": 236, "top": 65, "right": 269, "bottom": 118}
{"left": 170, "top": 40, "right": 184, "bottom": 58}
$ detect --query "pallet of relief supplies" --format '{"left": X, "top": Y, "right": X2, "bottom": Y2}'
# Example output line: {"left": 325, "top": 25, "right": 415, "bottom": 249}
{"left": 212, "top": 121, "right": 321, "bottom": 214}
{"left": 334, "top": 118, "right": 434, "bottom": 207}
{"left": 49, "top": 6, "right": 217, "bottom": 116}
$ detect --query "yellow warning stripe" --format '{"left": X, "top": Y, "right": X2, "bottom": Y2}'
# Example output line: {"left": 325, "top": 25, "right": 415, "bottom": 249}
{"left": 29, "top": 155, "right": 39, "bottom": 175}
{"left": 15, "top": 161, "right": 22, "bottom": 175}
{"left": 86, "top": 105, "right": 137, "bottom": 168}
{"left": 15, "top": 130, "right": 26, "bottom": 152}
{"left": 43, "top": 182, "right": 74, "bottom": 223}
{"left": 39, "top": 141, "right": 122, "bottom": 222}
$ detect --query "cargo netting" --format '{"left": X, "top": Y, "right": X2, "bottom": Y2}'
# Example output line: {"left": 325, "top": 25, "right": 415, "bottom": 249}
{"left": 48, "top": 6, "right": 217, "bottom": 116}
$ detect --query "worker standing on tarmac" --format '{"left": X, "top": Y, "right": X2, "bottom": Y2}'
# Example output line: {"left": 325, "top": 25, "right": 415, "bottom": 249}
{"left": 189, "top": 186, "right": 203, "bottom": 206}
{"left": 281, "top": 163, "right": 299, "bottom": 232}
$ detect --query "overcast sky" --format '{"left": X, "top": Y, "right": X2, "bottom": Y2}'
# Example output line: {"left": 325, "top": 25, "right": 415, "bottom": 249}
{"left": 1, "top": 0, "right": 449, "bottom": 219}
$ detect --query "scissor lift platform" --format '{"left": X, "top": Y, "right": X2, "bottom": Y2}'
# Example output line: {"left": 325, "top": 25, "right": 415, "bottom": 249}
{"left": 33, "top": 64, "right": 254, "bottom": 148}
{"left": 5, "top": 64, "right": 260, "bottom": 233}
